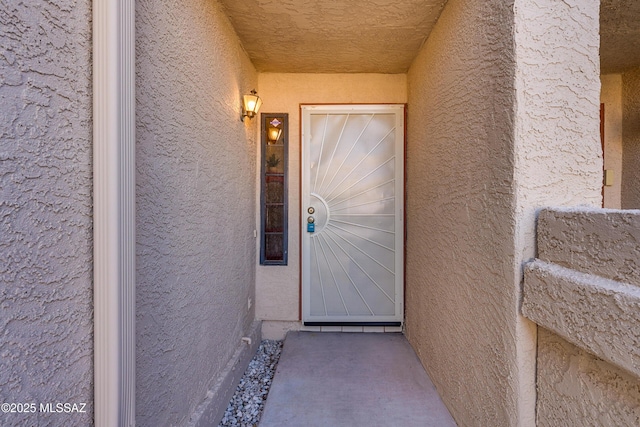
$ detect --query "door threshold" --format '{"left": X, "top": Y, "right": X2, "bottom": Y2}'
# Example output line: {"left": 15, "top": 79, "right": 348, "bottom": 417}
{"left": 304, "top": 322, "right": 401, "bottom": 327}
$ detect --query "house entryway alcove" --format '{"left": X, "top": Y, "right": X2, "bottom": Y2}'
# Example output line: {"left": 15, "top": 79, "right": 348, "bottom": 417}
{"left": 87, "top": 0, "right": 605, "bottom": 425}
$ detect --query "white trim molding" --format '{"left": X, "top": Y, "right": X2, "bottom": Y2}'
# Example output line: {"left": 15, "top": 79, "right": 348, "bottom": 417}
{"left": 93, "top": 0, "right": 136, "bottom": 425}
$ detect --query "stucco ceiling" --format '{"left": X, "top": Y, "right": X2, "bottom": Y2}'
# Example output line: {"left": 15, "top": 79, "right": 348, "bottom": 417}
{"left": 601, "top": 0, "right": 640, "bottom": 74}
{"left": 219, "top": 0, "right": 640, "bottom": 75}
{"left": 218, "top": 0, "right": 446, "bottom": 73}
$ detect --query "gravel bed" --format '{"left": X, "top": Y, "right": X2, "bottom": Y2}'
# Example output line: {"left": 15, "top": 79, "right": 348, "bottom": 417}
{"left": 218, "top": 339, "right": 283, "bottom": 427}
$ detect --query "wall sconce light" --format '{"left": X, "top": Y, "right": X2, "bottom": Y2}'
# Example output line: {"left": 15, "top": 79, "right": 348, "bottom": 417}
{"left": 241, "top": 89, "right": 262, "bottom": 122}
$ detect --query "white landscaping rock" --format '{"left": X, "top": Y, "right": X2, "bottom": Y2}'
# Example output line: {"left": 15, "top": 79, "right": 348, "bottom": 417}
{"left": 218, "top": 340, "right": 283, "bottom": 427}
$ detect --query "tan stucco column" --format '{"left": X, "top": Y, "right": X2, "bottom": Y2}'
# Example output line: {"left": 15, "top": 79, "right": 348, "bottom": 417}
{"left": 513, "top": 0, "right": 602, "bottom": 423}
{"left": 405, "top": 0, "right": 602, "bottom": 425}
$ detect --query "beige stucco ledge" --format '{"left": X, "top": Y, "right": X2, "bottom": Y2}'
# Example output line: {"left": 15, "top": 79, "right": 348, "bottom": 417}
{"left": 524, "top": 208, "right": 640, "bottom": 378}
{"left": 523, "top": 260, "right": 640, "bottom": 379}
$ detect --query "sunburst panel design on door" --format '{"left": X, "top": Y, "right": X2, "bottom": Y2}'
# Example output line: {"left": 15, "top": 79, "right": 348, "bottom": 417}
{"left": 302, "top": 105, "right": 404, "bottom": 324}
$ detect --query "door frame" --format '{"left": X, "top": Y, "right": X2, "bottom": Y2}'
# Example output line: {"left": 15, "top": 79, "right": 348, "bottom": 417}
{"left": 300, "top": 104, "right": 406, "bottom": 326}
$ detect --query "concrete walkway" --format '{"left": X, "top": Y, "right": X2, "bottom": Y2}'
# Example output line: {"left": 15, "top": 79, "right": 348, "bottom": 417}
{"left": 260, "top": 332, "right": 457, "bottom": 427}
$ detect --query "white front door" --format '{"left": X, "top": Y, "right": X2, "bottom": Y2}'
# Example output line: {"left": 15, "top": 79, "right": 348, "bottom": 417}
{"left": 301, "top": 105, "right": 404, "bottom": 325}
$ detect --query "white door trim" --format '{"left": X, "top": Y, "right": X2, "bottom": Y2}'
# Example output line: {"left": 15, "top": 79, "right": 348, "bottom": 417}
{"left": 93, "top": 0, "right": 136, "bottom": 425}
{"left": 301, "top": 104, "right": 405, "bottom": 325}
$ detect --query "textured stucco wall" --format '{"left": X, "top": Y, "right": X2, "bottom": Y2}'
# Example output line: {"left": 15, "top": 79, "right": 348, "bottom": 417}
{"left": 513, "top": 0, "right": 602, "bottom": 261}
{"left": 601, "top": 74, "right": 623, "bottom": 209}
{"left": 524, "top": 209, "right": 640, "bottom": 426}
{"left": 0, "top": 1, "right": 93, "bottom": 426}
{"left": 513, "top": 0, "right": 601, "bottom": 425}
{"left": 536, "top": 328, "right": 640, "bottom": 427}
{"left": 256, "top": 73, "right": 407, "bottom": 339}
{"left": 135, "top": 0, "right": 258, "bottom": 425}
{"left": 536, "top": 208, "right": 640, "bottom": 286}
{"left": 622, "top": 67, "right": 640, "bottom": 209}
{"left": 406, "top": 0, "right": 602, "bottom": 425}
{"left": 525, "top": 260, "right": 640, "bottom": 379}
{"left": 405, "top": 0, "right": 521, "bottom": 425}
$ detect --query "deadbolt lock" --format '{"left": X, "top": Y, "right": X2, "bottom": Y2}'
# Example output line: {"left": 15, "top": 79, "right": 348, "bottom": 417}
{"left": 307, "top": 207, "right": 315, "bottom": 214}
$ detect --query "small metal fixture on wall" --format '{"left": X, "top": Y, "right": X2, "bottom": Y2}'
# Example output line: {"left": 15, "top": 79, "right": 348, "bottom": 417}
{"left": 241, "top": 89, "right": 262, "bottom": 121}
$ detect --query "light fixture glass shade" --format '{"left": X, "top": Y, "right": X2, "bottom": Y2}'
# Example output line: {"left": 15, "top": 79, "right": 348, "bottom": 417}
{"left": 242, "top": 90, "right": 262, "bottom": 120}
{"left": 267, "top": 126, "right": 282, "bottom": 144}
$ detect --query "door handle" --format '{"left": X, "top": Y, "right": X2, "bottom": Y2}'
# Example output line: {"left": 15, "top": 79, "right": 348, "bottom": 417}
{"left": 307, "top": 216, "right": 315, "bottom": 232}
